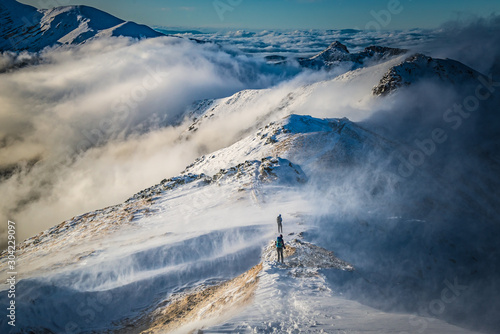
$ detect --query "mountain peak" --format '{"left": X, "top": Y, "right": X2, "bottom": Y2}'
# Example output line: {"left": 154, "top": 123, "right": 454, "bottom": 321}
{"left": 326, "top": 41, "right": 350, "bottom": 53}
{"left": 309, "top": 40, "right": 351, "bottom": 63}
{"left": 0, "top": 0, "right": 164, "bottom": 51}
{"left": 299, "top": 41, "right": 406, "bottom": 70}
{"left": 372, "top": 53, "right": 480, "bottom": 95}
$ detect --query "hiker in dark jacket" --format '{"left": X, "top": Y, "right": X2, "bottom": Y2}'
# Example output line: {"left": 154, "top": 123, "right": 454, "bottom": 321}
{"left": 277, "top": 214, "right": 283, "bottom": 233}
{"left": 276, "top": 234, "right": 286, "bottom": 263}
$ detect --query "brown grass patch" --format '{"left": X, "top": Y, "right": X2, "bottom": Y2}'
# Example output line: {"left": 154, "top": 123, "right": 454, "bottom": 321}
{"left": 140, "top": 263, "right": 263, "bottom": 333}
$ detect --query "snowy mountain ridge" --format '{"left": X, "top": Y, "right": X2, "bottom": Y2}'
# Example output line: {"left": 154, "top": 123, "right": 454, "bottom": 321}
{"left": 129, "top": 239, "right": 355, "bottom": 333}
{"left": 180, "top": 49, "right": 482, "bottom": 151}
{"left": 0, "top": 114, "right": 344, "bottom": 333}
{"left": 0, "top": 0, "right": 164, "bottom": 51}
{"left": 0, "top": 120, "right": 316, "bottom": 288}
{"left": 4, "top": 113, "right": 352, "bottom": 266}
{"left": 2, "top": 110, "right": 490, "bottom": 333}
{"left": 373, "top": 53, "right": 481, "bottom": 95}
{"left": 181, "top": 114, "right": 393, "bottom": 178}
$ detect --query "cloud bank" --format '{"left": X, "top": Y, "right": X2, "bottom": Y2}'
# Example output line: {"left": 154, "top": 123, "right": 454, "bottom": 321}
{"left": 426, "top": 14, "right": 500, "bottom": 76}
{"left": 156, "top": 28, "right": 434, "bottom": 58}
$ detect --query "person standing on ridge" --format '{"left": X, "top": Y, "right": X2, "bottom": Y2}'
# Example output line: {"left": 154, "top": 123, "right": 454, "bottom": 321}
{"left": 276, "top": 234, "right": 286, "bottom": 263}
{"left": 277, "top": 214, "right": 283, "bottom": 233}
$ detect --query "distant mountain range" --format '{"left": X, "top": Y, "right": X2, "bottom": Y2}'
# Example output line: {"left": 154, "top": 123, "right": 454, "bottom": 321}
{"left": 0, "top": 0, "right": 164, "bottom": 52}
{"left": 298, "top": 41, "right": 407, "bottom": 70}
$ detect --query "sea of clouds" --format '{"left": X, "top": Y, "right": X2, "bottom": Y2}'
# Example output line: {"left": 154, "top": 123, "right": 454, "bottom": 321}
{"left": 155, "top": 27, "right": 434, "bottom": 58}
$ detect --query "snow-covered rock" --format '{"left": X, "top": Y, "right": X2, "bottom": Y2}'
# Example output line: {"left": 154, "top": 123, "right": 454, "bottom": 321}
{"left": 372, "top": 53, "right": 480, "bottom": 95}
{"left": 138, "top": 238, "right": 353, "bottom": 333}
{"left": 182, "top": 114, "right": 396, "bottom": 179}
{"left": 261, "top": 237, "right": 354, "bottom": 272}
{"left": 298, "top": 40, "right": 407, "bottom": 70}
{"left": 304, "top": 40, "right": 352, "bottom": 64}
{"left": 0, "top": 0, "right": 164, "bottom": 52}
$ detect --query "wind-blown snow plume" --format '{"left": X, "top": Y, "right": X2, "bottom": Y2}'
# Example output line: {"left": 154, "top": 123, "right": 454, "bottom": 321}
{"left": 302, "top": 48, "right": 500, "bottom": 334}
{"left": 427, "top": 14, "right": 500, "bottom": 77}
{"left": 0, "top": 36, "right": 297, "bottom": 245}
{"left": 0, "top": 29, "right": 412, "bottom": 246}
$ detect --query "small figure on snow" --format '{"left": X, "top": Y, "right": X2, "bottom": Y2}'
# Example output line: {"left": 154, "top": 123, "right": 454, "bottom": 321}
{"left": 276, "top": 234, "right": 286, "bottom": 263}
{"left": 277, "top": 214, "right": 283, "bottom": 233}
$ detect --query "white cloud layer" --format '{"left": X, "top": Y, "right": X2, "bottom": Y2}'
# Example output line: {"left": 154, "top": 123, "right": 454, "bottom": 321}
{"left": 156, "top": 28, "right": 435, "bottom": 58}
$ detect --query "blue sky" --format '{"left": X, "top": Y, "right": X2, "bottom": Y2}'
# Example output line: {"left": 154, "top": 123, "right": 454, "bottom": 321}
{"left": 18, "top": 0, "right": 500, "bottom": 30}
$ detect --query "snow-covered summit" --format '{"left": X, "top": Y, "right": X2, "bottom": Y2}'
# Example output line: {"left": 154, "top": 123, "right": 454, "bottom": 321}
{"left": 0, "top": 0, "right": 164, "bottom": 51}
{"left": 308, "top": 40, "right": 351, "bottom": 62}
{"left": 182, "top": 113, "right": 391, "bottom": 177}
{"left": 298, "top": 40, "right": 407, "bottom": 70}
{"left": 373, "top": 53, "right": 481, "bottom": 95}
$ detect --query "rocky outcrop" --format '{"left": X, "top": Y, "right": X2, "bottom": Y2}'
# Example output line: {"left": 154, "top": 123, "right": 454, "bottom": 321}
{"left": 298, "top": 41, "right": 407, "bottom": 70}
{"left": 373, "top": 53, "right": 480, "bottom": 96}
